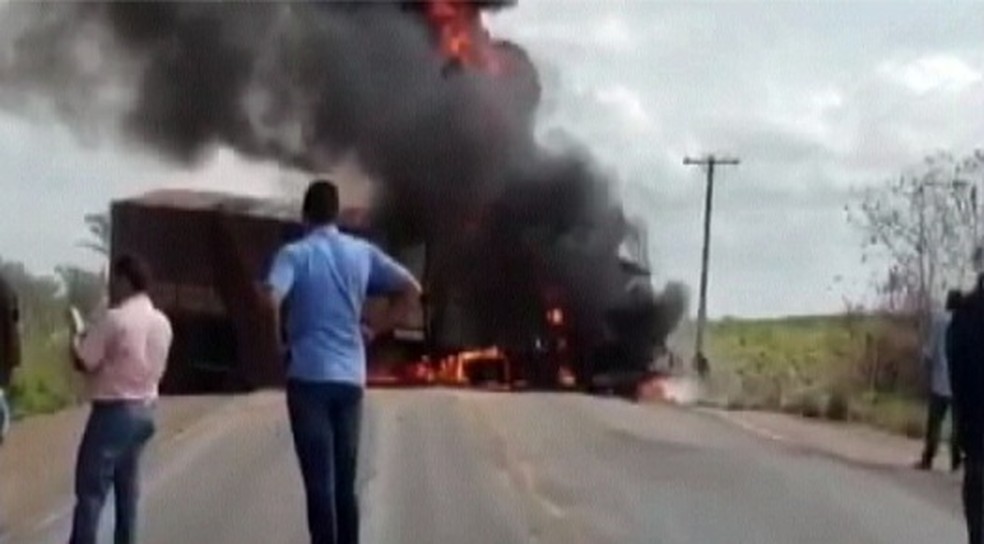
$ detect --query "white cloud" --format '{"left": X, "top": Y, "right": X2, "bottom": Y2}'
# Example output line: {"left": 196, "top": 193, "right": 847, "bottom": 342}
{"left": 497, "top": 2, "right": 984, "bottom": 316}
{"left": 590, "top": 15, "right": 635, "bottom": 53}
{"left": 593, "top": 84, "right": 653, "bottom": 133}
{"left": 880, "top": 54, "right": 983, "bottom": 95}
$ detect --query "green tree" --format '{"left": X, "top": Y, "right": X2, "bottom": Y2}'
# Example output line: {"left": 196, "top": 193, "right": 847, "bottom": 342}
{"left": 0, "top": 259, "right": 62, "bottom": 335}
{"left": 56, "top": 266, "right": 105, "bottom": 317}
{"left": 0, "top": 256, "right": 80, "bottom": 416}
{"left": 79, "top": 212, "right": 111, "bottom": 258}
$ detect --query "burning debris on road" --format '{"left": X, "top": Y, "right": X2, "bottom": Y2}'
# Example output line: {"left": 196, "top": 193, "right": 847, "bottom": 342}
{"left": 0, "top": 1, "right": 686, "bottom": 388}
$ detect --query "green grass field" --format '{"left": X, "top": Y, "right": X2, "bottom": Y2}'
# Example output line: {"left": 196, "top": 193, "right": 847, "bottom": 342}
{"left": 6, "top": 312, "right": 930, "bottom": 438}
{"left": 8, "top": 328, "right": 81, "bottom": 418}
{"left": 699, "top": 315, "right": 928, "bottom": 437}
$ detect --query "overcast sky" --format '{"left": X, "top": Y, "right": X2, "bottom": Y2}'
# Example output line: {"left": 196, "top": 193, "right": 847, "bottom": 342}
{"left": 1, "top": 1, "right": 983, "bottom": 318}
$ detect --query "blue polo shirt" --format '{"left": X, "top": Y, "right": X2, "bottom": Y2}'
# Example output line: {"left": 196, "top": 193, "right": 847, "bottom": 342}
{"left": 266, "top": 225, "right": 415, "bottom": 386}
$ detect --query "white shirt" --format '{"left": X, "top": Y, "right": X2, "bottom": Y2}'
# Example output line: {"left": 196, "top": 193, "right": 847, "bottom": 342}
{"left": 923, "top": 311, "right": 952, "bottom": 398}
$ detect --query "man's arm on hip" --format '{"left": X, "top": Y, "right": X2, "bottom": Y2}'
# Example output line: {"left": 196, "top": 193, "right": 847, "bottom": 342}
{"left": 366, "top": 246, "right": 422, "bottom": 333}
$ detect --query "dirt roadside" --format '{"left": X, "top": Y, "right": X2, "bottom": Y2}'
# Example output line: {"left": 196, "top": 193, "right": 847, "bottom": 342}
{"left": 703, "top": 408, "right": 948, "bottom": 470}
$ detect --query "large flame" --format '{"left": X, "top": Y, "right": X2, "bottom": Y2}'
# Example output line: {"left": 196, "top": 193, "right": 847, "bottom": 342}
{"left": 425, "top": 1, "right": 502, "bottom": 73}
{"left": 436, "top": 346, "right": 508, "bottom": 385}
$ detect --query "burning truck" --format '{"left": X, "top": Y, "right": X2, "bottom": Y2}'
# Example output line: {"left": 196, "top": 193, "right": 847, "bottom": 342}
{"left": 110, "top": 188, "right": 683, "bottom": 394}
{"left": 2, "top": 1, "right": 688, "bottom": 394}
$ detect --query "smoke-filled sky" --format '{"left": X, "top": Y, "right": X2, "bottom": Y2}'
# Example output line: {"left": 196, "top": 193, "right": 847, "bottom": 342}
{"left": 1, "top": 1, "right": 983, "bottom": 318}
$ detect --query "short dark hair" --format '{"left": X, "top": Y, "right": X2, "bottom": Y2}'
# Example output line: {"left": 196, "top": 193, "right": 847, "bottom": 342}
{"left": 302, "top": 179, "right": 340, "bottom": 225}
{"left": 113, "top": 254, "right": 152, "bottom": 293}
{"left": 946, "top": 289, "right": 962, "bottom": 311}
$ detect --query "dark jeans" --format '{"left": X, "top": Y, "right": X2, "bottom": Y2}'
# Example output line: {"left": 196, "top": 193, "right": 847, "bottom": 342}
{"left": 966, "top": 450, "right": 984, "bottom": 544}
{"left": 69, "top": 401, "right": 155, "bottom": 544}
{"left": 922, "top": 394, "right": 961, "bottom": 467}
{"left": 287, "top": 380, "right": 364, "bottom": 544}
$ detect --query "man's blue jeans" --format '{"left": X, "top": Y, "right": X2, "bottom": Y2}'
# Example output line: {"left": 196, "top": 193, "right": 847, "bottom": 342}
{"left": 287, "top": 380, "right": 363, "bottom": 544}
{"left": 69, "top": 401, "right": 155, "bottom": 544}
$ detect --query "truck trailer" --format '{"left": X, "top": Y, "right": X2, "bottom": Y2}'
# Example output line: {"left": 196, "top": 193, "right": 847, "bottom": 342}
{"left": 111, "top": 190, "right": 302, "bottom": 393}
{"left": 111, "top": 189, "right": 431, "bottom": 394}
{"left": 111, "top": 189, "right": 665, "bottom": 394}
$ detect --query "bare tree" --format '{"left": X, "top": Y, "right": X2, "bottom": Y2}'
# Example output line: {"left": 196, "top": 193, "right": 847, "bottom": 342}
{"left": 849, "top": 151, "right": 983, "bottom": 322}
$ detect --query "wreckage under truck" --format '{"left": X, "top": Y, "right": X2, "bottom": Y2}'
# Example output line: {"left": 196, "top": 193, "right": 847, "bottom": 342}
{"left": 110, "top": 189, "right": 667, "bottom": 394}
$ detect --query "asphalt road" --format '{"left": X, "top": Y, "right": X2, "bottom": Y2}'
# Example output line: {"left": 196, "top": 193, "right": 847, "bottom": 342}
{"left": 5, "top": 390, "right": 966, "bottom": 544}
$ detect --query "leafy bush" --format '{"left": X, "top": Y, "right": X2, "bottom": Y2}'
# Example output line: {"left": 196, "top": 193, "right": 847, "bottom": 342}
{"left": 3, "top": 256, "right": 99, "bottom": 419}
{"left": 703, "top": 314, "right": 927, "bottom": 435}
{"left": 9, "top": 329, "right": 80, "bottom": 418}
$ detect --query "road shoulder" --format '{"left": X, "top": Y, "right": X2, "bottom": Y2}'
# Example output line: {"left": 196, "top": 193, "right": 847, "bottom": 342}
{"left": 701, "top": 408, "right": 941, "bottom": 469}
{"left": 0, "top": 395, "right": 238, "bottom": 540}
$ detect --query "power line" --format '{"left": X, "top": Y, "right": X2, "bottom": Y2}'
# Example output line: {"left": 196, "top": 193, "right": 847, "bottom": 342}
{"left": 683, "top": 154, "right": 739, "bottom": 378}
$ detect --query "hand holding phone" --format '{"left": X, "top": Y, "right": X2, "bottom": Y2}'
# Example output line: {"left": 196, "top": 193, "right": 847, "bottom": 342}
{"left": 67, "top": 306, "right": 85, "bottom": 337}
{"left": 66, "top": 306, "right": 90, "bottom": 373}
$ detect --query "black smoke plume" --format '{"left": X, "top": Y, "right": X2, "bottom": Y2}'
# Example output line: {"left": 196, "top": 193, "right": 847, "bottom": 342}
{"left": 0, "top": 1, "right": 686, "bottom": 381}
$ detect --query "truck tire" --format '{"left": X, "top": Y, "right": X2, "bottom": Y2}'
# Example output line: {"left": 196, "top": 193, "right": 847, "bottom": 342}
{"left": 528, "top": 360, "right": 560, "bottom": 391}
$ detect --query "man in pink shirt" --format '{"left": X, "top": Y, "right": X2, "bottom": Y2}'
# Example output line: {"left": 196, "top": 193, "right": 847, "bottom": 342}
{"left": 68, "top": 255, "right": 172, "bottom": 544}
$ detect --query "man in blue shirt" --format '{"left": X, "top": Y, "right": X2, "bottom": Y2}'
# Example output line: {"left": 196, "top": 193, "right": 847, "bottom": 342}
{"left": 916, "top": 290, "right": 962, "bottom": 471}
{"left": 266, "top": 180, "right": 420, "bottom": 544}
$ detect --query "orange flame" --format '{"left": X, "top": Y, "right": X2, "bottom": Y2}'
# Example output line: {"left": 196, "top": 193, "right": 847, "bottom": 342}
{"left": 426, "top": 1, "right": 501, "bottom": 73}
{"left": 435, "top": 346, "right": 509, "bottom": 385}
{"left": 546, "top": 308, "right": 564, "bottom": 327}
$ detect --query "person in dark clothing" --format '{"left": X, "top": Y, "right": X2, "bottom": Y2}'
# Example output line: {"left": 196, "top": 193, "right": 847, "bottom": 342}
{"left": 0, "top": 274, "right": 21, "bottom": 445}
{"left": 948, "top": 275, "right": 984, "bottom": 544}
{"left": 916, "top": 290, "right": 962, "bottom": 471}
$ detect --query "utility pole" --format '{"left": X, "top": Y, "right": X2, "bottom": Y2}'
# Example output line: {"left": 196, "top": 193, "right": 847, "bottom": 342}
{"left": 684, "top": 154, "right": 739, "bottom": 378}
{"left": 972, "top": 186, "right": 980, "bottom": 263}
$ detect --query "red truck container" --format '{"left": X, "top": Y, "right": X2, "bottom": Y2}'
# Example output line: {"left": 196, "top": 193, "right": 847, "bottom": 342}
{"left": 111, "top": 188, "right": 661, "bottom": 395}
{"left": 111, "top": 189, "right": 427, "bottom": 394}
{"left": 111, "top": 190, "right": 304, "bottom": 393}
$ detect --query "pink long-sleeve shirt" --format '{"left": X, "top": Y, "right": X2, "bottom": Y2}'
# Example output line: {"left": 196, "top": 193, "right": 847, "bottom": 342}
{"left": 75, "top": 294, "right": 173, "bottom": 402}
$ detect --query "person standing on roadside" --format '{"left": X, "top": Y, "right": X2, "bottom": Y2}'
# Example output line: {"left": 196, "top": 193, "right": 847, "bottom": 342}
{"left": 263, "top": 179, "right": 421, "bottom": 544}
{"left": 949, "top": 274, "right": 984, "bottom": 544}
{"left": 916, "top": 290, "right": 962, "bottom": 471}
{"left": 0, "top": 273, "right": 20, "bottom": 445}
{"left": 68, "top": 255, "right": 173, "bottom": 544}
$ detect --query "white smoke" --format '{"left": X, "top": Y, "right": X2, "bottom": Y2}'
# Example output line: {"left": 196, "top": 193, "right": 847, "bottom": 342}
{"left": 659, "top": 376, "right": 702, "bottom": 405}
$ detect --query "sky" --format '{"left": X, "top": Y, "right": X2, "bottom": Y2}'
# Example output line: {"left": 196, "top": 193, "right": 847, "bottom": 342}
{"left": 1, "top": 1, "right": 983, "bottom": 318}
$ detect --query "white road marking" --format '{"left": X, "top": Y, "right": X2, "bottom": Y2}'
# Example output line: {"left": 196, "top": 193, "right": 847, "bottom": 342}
{"left": 700, "top": 408, "right": 792, "bottom": 445}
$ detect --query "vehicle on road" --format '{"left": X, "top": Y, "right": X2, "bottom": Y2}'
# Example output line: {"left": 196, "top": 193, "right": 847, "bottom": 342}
{"left": 111, "top": 189, "right": 667, "bottom": 395}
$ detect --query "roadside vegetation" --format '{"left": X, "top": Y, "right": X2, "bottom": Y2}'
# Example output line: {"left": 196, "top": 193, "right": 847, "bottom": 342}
{"left": 2, "top": 213, "right": 107, "bottom": 418}
{"left": 698, "top": 150, "right": 984, "bottom": 438}
{"left": 703, "top": 315, "right": 928, "bottom": 438}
